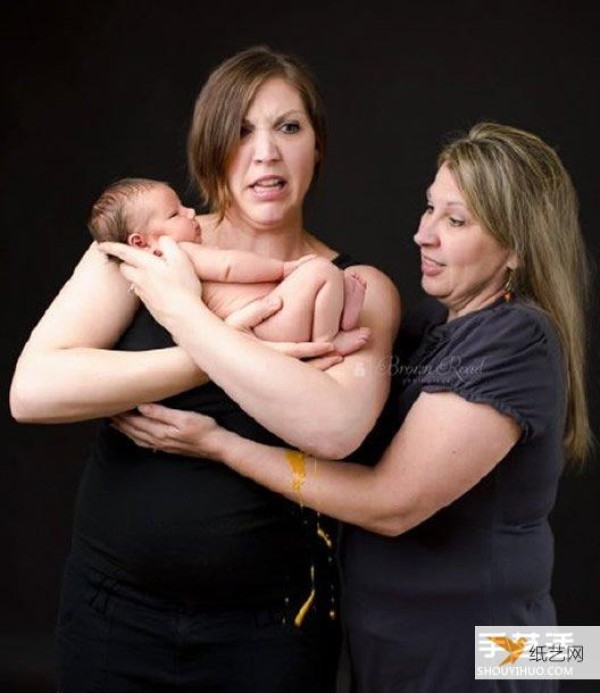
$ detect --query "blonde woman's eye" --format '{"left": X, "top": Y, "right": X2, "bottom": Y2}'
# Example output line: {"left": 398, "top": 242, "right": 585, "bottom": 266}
{"left": 424, "top": 203, "right": 434, "bottom": 214}
{"left": 449, "top": 217, "right": 464, "bottom": 227}
{"left": 240, "top": 123, "right": 252, "bottom": 138}
{"left": 281, "top": 121, "right": 300, "bottom": 134}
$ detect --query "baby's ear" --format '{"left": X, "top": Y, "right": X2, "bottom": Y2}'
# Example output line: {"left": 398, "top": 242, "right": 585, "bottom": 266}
{"left": 128, "top": 233, "right": 147, "bottom": 248}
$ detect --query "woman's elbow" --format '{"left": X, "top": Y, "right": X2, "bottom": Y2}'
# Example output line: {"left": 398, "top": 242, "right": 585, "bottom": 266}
{"left": 10, "top": 385, "right": 34, "bottom": 422}
{"left": 304, "top": 426, "right": 367, "bottom": 460}
{"left": 362, "top": 513, "right": 413, "bottom": 538}
{"left": 368, "top": 504, "right": 440, "bottom": 538}
{"left": 308, "top": 409, "right": 377, "bottom": 459}
{"left": 361, "top": 492, "right": 432, "bottom": 538}
{"left": 10, "top": 378, "right": 40, "bottom": 422}
{"left": 9, "top": 369, "right": 53, "bottom": 423}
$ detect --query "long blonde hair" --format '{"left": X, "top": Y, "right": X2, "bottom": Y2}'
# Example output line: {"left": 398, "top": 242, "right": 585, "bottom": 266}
{"left": 439, "top": 122, "right": 592, "bottom": 463}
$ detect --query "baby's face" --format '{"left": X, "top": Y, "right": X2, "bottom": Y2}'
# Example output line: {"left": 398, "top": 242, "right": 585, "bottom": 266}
{"left": 136, "top": 185, "right": 201, "bottom": 247}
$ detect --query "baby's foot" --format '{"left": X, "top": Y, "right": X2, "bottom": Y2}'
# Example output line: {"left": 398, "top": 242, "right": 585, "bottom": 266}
{"left": 332, "top": 327, "right": 371, "bottom": 356}
{"left": 341, "top": 271, "right": 367, "bottom": 330}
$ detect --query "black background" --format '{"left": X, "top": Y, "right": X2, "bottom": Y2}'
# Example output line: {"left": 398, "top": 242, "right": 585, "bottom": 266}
{"left": 2, "top": 1, "right": 599, "bottom": 691}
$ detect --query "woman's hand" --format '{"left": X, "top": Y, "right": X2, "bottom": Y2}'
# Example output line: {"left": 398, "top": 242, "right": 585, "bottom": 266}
{"left": 98, "top": 237, "right": 203, "bottom": 327}
{"left": 111, "top": 403, "right": 235, "bottom": 459}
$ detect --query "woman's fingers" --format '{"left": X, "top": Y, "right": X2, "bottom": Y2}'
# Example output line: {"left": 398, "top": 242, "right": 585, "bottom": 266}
{"left": 305, "top": 354, "right": 344, "bottom": 371}
{"left": 112, "top": 404, "right": 220, "bottom": 457}
{"left": 111, "top": 412, "right": 165, "bottom": 449}
{"left": 97, "top": 242, "right": 155, "bottom": 267}
{"left": 157, "top": 237, "right": 203, "bottom": 295}
{"left": 263, "top": 340, "right": 334, "bottom": 359}
{"left": 225, "top": 295, "right": 283, "bottom": 331}
{"left": 156, "top": 236, "right": 188, "bottom": 268}
{"left": 99, "top": 238, "right": 203, "bottom": 322}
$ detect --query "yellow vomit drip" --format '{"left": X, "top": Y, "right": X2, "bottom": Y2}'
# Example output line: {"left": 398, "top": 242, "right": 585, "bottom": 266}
{"left": 285, "top": 450, "right": 307, "bottom": 505}
{"left": 294, "top": 565, "right": 316, "bottom": 627}
{"left": 293, "top": 588, "right": 315, "bottom": 627}
{"left": 317, "top": 526, "right": 333, "bottom": 549}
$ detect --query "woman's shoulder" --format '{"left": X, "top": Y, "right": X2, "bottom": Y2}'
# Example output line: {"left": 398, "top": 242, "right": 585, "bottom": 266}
{"left": 451, "top": 299, "right": 559, "bottom": 352}
{"left": 400, "top": 297, "right": 561, "bottom": 370}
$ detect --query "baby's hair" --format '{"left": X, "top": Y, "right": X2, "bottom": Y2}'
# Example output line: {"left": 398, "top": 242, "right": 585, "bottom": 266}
{"left": 88, "top": 177, "right": 164, "bottom": 243}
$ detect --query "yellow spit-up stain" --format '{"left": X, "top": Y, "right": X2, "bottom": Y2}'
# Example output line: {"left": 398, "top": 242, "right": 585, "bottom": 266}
{"left": 294, "top": 565, "right": 315, "bottom": 627}
{"left": 316, "top": 525, "right": 333, "bottom": 549}
{"left": 285, "top": 450, "right": 307, "bottom": 505}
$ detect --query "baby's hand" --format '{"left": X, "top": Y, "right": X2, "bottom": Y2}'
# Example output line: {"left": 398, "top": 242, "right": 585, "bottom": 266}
{"left": 282, "top": 253, "right": 317, "bottom": 277}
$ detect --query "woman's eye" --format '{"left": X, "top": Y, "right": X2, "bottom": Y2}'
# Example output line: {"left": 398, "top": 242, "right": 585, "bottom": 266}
{"left": 240, "top": 124, "right": 252, "bottom": 138}
{"left": 280, "top": 121, "right": 300, "bottom": 134}
{"left": 449, "top": 217, "right": 464, "bottom": 227}
{"left": 424, "top": 203, "right": 434, "bottom": 214}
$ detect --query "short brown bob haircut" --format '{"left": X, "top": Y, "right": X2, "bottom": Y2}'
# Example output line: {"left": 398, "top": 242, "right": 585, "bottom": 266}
{"left": 187, "top": 45, "right": 327, "bottom": 220}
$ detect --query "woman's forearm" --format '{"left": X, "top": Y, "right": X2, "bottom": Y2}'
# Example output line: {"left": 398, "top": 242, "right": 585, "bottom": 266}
{"left": 96, "top": 242, "right": 401, "bottom": 458}
{"left": 159, "top": 270, "right": 399, "bottom": 459}
{"left": 10, "top": 345, "right": 207, "bottom": 423}
{"left": 207, "top": 390, "right": 521, "bottom": 537}
{"left": 9, "top": 243, "right": 207, "bottom": 424}
{"left": 207, "top": 427, "right": 397, "bottom": 534}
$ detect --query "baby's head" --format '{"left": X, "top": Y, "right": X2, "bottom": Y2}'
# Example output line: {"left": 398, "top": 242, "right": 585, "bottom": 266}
{"left": 88, "top": 177, "right": 201, "bottom": 252}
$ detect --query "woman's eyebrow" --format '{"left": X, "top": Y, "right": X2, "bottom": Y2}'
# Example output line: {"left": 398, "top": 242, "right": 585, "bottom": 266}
{"left": 273, "top": 109, "right": 305, "bottom": 123}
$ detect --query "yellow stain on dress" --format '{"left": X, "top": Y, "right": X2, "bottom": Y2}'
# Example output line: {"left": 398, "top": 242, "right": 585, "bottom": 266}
{"left": 317, "top": 526, "right": 333, "bottom": 549}
{"left": 294, "top": 588, "right": 315, "bottom": 627}
{"left": 294, "top": 564, "right": 316, "bottom": 627}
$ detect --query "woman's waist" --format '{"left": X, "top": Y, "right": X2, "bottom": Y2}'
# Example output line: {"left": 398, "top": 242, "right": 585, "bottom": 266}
{"left": 73, "top": 449, "right": 327, "bottom": 603}
{"left": 76, "top": 448, "right": 308, "bottom": 549}
{"left": 342, "top": 519, "right": 554, "bottom": 599}
{"left": 69, "top": 533, "right": 318, "bottom": 609}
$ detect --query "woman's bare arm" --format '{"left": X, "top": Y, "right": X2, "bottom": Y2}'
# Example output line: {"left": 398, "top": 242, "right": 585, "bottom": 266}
{"left": 100, "top": 238, "right": 401, "bottom": 458}
{"left": 117, "top": 392, "right": 520, "bottom": 535}
{"left": 9, "top": 243, "right": 207, "bottom": 423}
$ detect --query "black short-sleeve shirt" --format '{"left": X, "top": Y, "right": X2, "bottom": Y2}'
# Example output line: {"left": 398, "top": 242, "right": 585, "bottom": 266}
{"left": 342, "top": 297, "right": 566, "bottom": 691}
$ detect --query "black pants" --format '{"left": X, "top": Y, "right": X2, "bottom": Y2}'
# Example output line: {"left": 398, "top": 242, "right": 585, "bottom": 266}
{"left": 56, "top": 551, "right": 340, "bottom": 692}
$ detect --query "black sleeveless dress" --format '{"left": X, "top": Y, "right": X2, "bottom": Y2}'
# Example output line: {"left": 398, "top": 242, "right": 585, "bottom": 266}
{"left": 72, "top": 253, "right": 359, "bottom": 614}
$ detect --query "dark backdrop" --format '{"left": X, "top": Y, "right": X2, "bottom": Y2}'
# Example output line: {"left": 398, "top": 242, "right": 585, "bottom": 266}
{"left": 2, "top": 1, "right": 599, "bottom": 691}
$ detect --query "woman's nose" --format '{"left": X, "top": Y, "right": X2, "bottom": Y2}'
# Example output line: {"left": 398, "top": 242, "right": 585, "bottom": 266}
{"left": 253, "top": 129, "right": 280, "bottom": 163}
{"left": 185, "top": 206, "right": 195, "bottom": 219}
{"left": 414, "top": 219, "right": 438, "bottom": 247}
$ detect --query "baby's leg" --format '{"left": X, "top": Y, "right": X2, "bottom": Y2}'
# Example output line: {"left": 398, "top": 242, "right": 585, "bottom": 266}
{"left": 341, "top": 270, "right": 367, "bottom": 331}
{"left": 252, "top": 257, "right": 345, "bottom": 343}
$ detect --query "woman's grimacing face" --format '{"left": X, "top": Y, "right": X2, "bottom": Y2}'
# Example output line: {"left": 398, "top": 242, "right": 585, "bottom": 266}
{"left": 225, "top": 77, "right": 318, "bottom": 231}
{"left": 414, "top": 163, "right": 517, "bottom": 320}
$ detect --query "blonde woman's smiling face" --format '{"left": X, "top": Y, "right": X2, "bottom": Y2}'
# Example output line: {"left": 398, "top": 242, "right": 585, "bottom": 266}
{"left": 414, "top": 164, "right": 517, "bottom": 320}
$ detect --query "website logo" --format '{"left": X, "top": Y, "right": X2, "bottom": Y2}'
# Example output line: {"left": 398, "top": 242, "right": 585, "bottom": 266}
{"left": 475, "top": 626, "right": 599, "bottom": 680}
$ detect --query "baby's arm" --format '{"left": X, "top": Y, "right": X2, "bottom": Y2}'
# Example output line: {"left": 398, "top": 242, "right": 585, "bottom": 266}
{"left": 179, "top": 242, "right": 313, "bottom": 284}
